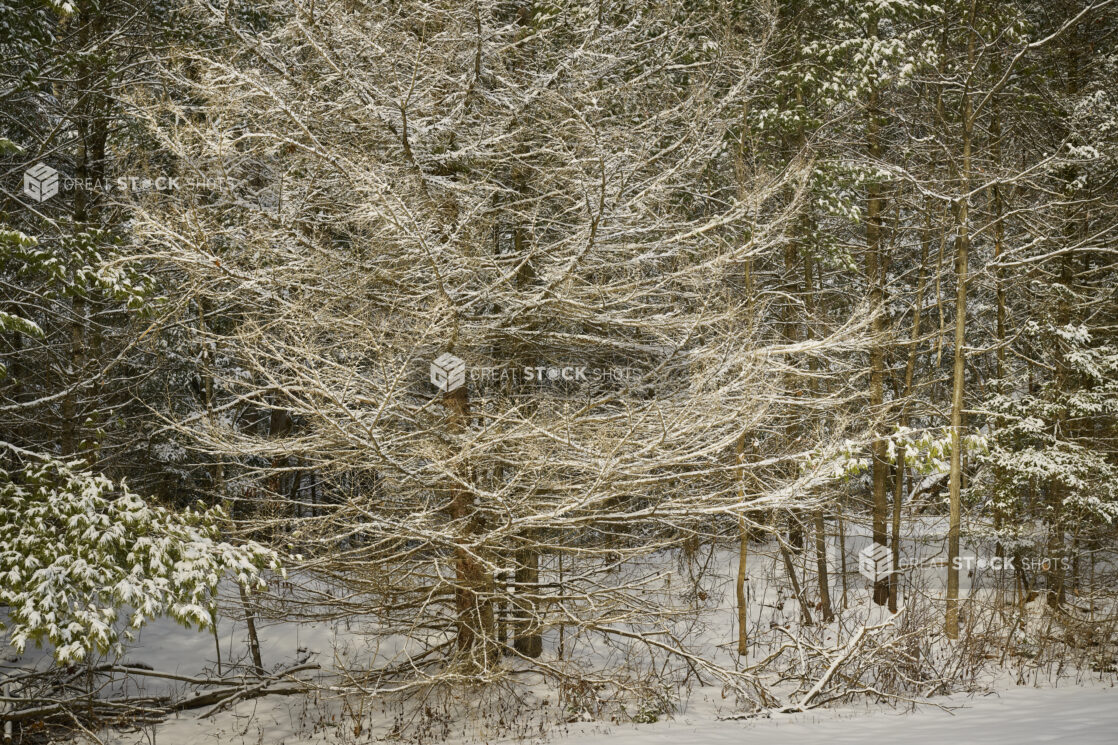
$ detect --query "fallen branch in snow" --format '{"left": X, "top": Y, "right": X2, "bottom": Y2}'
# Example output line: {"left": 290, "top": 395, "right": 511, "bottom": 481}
{"left": 718, "top": 612, "right": 945, "bottom": 719}
{"left": 0, "top": 696, "right": 172, "bottom": 723}
{"left": 782, "top": 621, "right": 879, "bottom": 712}
{"left": 0, "top": 662, "right": 320, "bottom": 728}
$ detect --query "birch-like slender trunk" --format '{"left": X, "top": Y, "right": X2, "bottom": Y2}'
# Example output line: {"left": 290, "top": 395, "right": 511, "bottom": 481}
{"left": 946, "top": 0, "right": 978, "bottom": 639}
{"left": 866, "top": 73, "right": 890, "bottom": 607}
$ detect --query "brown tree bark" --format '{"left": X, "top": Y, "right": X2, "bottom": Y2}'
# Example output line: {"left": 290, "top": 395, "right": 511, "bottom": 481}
{"left": 813, "top": 510, "right": 834, "bottom": 622}
{"left": 802, "top": 247, "right": 833, "bottom": 622}
{"left": 735, "top": 434, "right": 750, "bottom": 655}
{"left": 780, "top": 535, "right": 814, "bottom": 626}
{"left": 890, "top": 205, "right": 930, "bottom": 611}
{"left": 444, "top": 386, "right": 495, "bottom": 665}
{"left": 513, "top": 546, "right": 542, "bottom": 657}
{"left": 946, "top": 0, "right": 977, "bottom": 640}
{"left": 866, "top": 60, "right": 890, "bottom": 606}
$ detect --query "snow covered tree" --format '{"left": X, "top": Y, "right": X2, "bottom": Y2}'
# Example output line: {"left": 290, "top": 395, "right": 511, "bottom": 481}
{"left": 0, "top": 447, "right": 280, "bottom": 663}
{"left": 120, "top": 0, "right": 875, "bottom": 691}
{"left": 0, "top": 5, "right": 283, "bottom": 671}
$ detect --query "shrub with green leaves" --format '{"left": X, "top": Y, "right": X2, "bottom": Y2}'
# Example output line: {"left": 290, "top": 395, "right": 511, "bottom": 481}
{"left": 0, "top": 455, "right": 281, "bottom": 663}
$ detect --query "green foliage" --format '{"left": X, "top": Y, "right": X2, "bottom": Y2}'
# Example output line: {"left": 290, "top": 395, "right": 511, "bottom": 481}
{"left": 6, "top": 225, "right": 154, "bottom": 309}
{"left": 981, "top": 319, "right": 1118, "bottom": 528}
{"left": 0, "top": 454, "right": 281, "bottom": 663}
{"left": 887, "top": 425, "right": 989, "bottom": 474}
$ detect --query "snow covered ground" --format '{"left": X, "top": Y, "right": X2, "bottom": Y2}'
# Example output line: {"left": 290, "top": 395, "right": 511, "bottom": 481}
{"left": 562, "top": 686, "right": 1118, "bottom": 745}
{"left": 93, "top": 682, "right": 1118, "bottom": 745}
{"left": 58, "top": 593, "right": 1117, "bottom": 745}
{"left": 8, "top": 533, "right": 1116, "bottom": 745}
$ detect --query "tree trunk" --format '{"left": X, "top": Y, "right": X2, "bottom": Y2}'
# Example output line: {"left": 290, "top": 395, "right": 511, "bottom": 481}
{"left": 779, "top": 531, "right": 813, "bottom": 626}
{"left": 513, "top": 547, "right": 542, "bottom": 657}
{"left": 735, "top": 435, "right": 750, "bottom": 655}
{"left": 445, "top": 386, "right": 495, "bottom": 665}
{"left": 890, "top": 210, "right": 929, "bottom": 611}
{"left": 946, "top": 0, "right": 977, "bottom": 640}
{"left": 737, "top": 515, "right": 749, "bottom": 655}
{"left": 813, "top": 510, "right": 834, "bottom": 622}
{"left": 866, "top": 71, "right": 890, "bottom": 606}
{"left": 801, "top": 249, "right": 833, "bottom": 622}
{"left": 240, "top": 585, "right": 265, "bottom": 675}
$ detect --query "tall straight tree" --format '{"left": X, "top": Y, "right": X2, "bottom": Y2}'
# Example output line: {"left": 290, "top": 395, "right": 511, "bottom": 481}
{"left": 126, "top": 0, "right": 873, "bottom": 688}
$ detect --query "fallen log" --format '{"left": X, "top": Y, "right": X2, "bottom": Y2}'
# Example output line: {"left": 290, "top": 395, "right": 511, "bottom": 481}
{"left": 0, "top": 663, "right": 320, "bottom": 726}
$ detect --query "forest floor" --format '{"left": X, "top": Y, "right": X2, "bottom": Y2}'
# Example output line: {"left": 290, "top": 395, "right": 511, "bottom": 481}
{"left": 8, "top": 532, "right": 1116, "bottom": 744}
{"left": 85, "top": 678, "right": 1118, "bottom": 745}
{"left": 558, "top": 685, "right": 1118, "bottom": 745}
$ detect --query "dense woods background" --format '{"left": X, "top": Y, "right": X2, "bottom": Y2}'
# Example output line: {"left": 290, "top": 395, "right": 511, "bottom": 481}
{"left": 1, "top": 0, "right": 1116, "bottom": 739}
